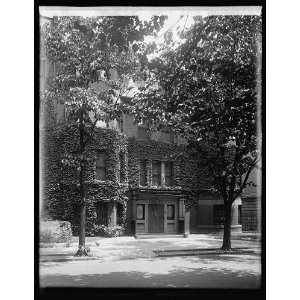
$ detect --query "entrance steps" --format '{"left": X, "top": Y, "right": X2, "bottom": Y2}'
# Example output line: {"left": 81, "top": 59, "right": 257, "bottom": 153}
{"left": 134, "top": 234, "right": 184, "bottom": 239}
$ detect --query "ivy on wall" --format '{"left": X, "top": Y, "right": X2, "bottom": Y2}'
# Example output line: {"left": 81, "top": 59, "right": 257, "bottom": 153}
{"left": 127, "top": 138, "right": 212, "bottom": 192}
{"left": 41, "top": 123, "right": 215, "bottom": 236}
{"left": 41, "top": 124, "right": 129, "bottom": 235}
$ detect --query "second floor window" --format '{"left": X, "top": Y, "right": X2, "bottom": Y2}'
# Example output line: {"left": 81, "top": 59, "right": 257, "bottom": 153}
{"left": 152, "top": 160, "right": 161, "bottom": 186}
{"left": 119, "top": 152, "right": 125, "bottom": 183}
{"left": 96, "top": 151, "right": 106, "bottom": 180}
{"left": 139, "top": 160, "right": 147, "bottom": 186}
{"left": 165, "top": 161, "right": 173, "bottom": 186}
{"left": 118, "top": 116, "right": 124, "bottom": 133}
{"left": 137, "top": 126, "right": 150, "bottom": 141}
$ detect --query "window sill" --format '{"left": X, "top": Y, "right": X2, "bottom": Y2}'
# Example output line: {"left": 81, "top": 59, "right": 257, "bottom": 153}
{"left": 137, "top": 185, "right": 182, "bottom": 190}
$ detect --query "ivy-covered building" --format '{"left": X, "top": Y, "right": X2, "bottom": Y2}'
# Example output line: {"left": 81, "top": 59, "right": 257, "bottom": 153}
{"left": 40, "top": 15, "right": 259, "bottom": 237}
{"left": 41, "top": 113, "right": 244, "bottom": 236}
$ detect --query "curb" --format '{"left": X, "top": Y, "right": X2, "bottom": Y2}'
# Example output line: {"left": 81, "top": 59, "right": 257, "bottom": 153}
{"left": 40, "top": 255, "right": 102, "bottom": 263}
{"left": 153, "top": 247, "right": 259, "bottom": 257}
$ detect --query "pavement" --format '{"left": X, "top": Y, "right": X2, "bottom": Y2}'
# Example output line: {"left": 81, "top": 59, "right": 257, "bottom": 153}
{"left": 39, "top": 233, "right": 262, "bottom": 288}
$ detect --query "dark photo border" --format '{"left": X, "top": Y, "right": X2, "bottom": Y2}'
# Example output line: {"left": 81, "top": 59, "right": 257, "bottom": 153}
{"left": 35, "top": 1, "right": 266, "bottom": 299}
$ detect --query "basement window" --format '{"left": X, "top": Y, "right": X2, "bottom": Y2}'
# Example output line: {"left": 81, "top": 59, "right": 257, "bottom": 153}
{"left": 213, "top": 205, "right": 225, "bottom": 225}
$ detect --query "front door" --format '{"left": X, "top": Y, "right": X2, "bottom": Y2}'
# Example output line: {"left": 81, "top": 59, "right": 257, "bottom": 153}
{"left": 148, "top": 204, "right": 164, "bottom": 233}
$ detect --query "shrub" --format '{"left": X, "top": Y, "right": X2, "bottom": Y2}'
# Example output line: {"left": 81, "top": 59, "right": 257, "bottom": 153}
{"left": 40, "top": 220, "right": 73, "bottom": 244}
{"left": 93, "top": 225, "right": 124, "bottom": 237}
{"left": 40, "top": 229, "right": 55, "bottom": 243}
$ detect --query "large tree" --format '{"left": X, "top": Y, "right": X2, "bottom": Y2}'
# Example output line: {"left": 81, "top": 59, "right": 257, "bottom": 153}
{"left": 42, "top": 16, "right": 166, "bottom": 255}
{"left": 132, "top": 15, "right": 262, "bottom": 250}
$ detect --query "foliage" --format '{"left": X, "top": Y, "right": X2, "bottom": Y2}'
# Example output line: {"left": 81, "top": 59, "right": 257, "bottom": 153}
{"left": 93, "top": 225, "right": 125, "bottom": 237}
{"left": 43, "top": 15, "right": 167, "bottom": 173}
{"left": 42, "top": 16, "right": 166, "bottom": 253}
{"left": 131, "top": 15, "right": 262, "bottom": 205}
{"left": 40, "top": 229, "right": 55, "bottom": 243}
{"left": 43, "top": 125, "right": 129, "bottom": 236}
{"left": 40, "top": 221, "right": 72, "bottom": 244}
{"left": 129, "top": 15, "right": 262, "bottom": 249}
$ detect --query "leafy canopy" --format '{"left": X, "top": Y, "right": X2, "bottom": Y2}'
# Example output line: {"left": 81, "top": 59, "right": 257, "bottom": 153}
{"left": 43, "top": 16, "right": 166, "bottom": 166}
{"left": 132, "top": 15, "right": 262, "bottom": 201}
{"left": 43, "top": 15, "right": 167, "bottom": 123}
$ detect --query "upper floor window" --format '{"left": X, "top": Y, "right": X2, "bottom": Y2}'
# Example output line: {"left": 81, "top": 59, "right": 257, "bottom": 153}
{"left": 137, "top": 126, "right": 150, "bottom": 141}
{"left": 139, "top": 160, "right": 147, "bottom": 186}
{"left": 152, "top": 160, "right": 161, "bottom": 186}
{"left": 119, "top": 152, "right": 125, "bottom": 183}
{"left": 96, "top": 151, "right": 106, "bottom": 180}
{"left": 165, "top": 161, "right": 174, "bottom": 186}
{"left": 119, "top": 116, "right": 124, "bottom": 133}
{"left": 161, "top": 128, "right": 174, "bottom": 144}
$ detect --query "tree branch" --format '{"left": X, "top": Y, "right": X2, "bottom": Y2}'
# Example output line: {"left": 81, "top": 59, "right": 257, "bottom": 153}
{"left": 233, "top": 159, "right": 258, "bottom": 200}
{"left": 83, "top": 116, "right": 99, "bottom": 148}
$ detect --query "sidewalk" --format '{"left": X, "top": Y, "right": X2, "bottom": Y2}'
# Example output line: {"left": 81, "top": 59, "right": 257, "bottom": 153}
{"left": 40, "top": 233, "right": 261, "bottom": 288}
{"left": 40, "top": 233, "right": 261, "bottom": 262}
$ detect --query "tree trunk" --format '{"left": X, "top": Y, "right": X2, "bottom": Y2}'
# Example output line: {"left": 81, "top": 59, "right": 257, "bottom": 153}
{"left": 75, "top": 202, "right": 89, "bottom": 256}
{"left": 75, "top": 108, "right": 89, "bottom": 256}
{"left": 221, "top": 201, "right": 232, "bottom": 251}
{"left": 75, "top": 177, "right": 89, "bottom": 256}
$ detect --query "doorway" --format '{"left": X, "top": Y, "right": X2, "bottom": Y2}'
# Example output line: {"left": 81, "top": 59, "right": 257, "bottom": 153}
{"left": 148, "top": 204, "right": 164, "bottom": 233}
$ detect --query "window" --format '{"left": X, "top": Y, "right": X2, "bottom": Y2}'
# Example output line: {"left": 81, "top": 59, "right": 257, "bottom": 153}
{"left": 96, "top": 202, "right": 108, "bottom": 226}
{"left": 179, "top": 200, "right": 185, "bottom": 219}
{"left": 152, "top": 160, "right": 161, "bottom": 186}
{"left": 136, "top": 204, "right": 145, "bottom": 220}
{"left": 213, "top": 205, "right": 225, "bottom": 225}
{"left": 40, "top": 58, "right": 46, "bottom": 80}
{"left": 139, "top": 160, "right": 147, "bottom": 186}
{"left": 165, "top": 161, "right": 173, "bottom": 186}
{"left": 118, "top": 116, "right": 124, "bottom": 133}
{"left": 160, "top": 128, "right": 174, "bottom": 144}
{"left": 117, "top": 203, "right": 123, "bottom": 225}
{"left": 96, "top": 151, "right": 106, "bottom": 180}
{"left": 167, "top": 205, "right": 175, "bottom": 220}
{"left": 119, "top": 152, "right": 125, "bottom": 183}
{"left": 238, "top": 205, "right": 242, "bottom": 225}
{"left": 137, "top": 126, "right": 150, "bottom": 141}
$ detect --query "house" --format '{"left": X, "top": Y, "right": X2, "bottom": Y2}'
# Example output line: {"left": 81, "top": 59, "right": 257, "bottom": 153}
{"left": 40, "top": 15, "right": 259, "bottom": 237}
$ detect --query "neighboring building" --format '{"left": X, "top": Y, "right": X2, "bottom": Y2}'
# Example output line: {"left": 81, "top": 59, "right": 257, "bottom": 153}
{"left": 240, "top": 167, "right": 262, "bottom": 232}
{"left": 40, "top": 16, "right": 258, "bottom": 236}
